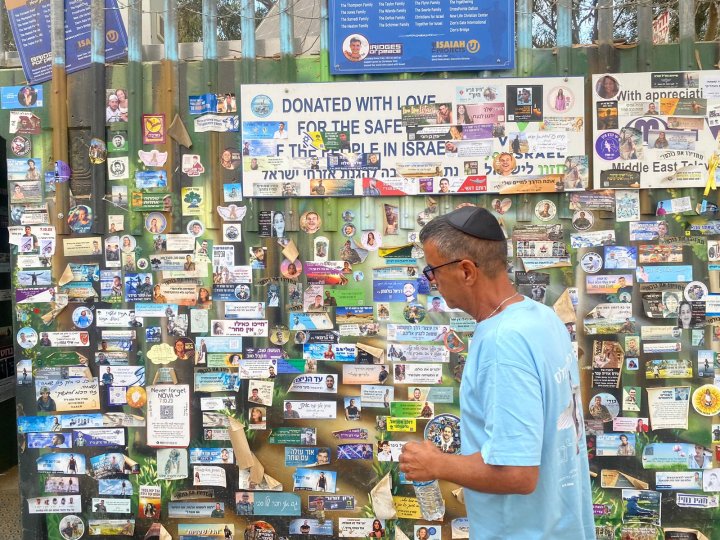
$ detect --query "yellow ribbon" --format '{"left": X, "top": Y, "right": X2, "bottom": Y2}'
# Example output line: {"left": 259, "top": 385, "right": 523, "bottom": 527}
{"left": 704, "top": 152, "right": 720, "bottom": 196}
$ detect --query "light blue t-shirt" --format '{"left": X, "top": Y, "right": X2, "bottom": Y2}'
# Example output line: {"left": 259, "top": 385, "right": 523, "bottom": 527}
{"left": 460, "top": 297, "right": 596, "bottom": 539}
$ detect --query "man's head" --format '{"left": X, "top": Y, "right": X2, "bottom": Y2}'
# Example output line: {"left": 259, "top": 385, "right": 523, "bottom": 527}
{"left": 419, "top": 206, "right": 506, "bottom": 308}
{"left": 497, "top": 153, "right": 514, "bottom": 175}
{"left": 349, "top": 37, "right": 361, "bottom": 54}
{"left": 305, "top": 212, "right": 319, "bottom": 230}
{"left": 325, "top": 375, "right": 335, "bottom": 389}
{"left": 108, "top": 95, "right": 119, "bottom": 110}
{"left": 442, "top": 426, "right": 453, "bottom": 441}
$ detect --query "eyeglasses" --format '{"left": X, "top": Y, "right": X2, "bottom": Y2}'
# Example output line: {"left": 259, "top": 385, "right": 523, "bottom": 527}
{"left": 424, "top": 258, "right": 482, "bottom": 281}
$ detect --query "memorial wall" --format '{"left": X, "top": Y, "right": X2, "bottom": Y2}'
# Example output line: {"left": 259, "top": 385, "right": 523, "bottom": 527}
{"left": 7, "top": 71, "right": 720, "bottom": 539}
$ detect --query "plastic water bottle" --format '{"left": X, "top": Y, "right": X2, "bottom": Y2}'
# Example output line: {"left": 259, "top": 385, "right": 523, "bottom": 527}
{"left": 413, "top": 479, "right": 445, "bottom": 521}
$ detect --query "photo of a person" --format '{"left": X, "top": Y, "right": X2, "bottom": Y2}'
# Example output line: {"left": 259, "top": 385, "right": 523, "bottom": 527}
{"left": 677, "top": 301, "right": 693, "bottom": 329}
{"left": 653, "top": 131, "right": 669, "bottom": 149}
{"left": 343, "top": 34, "right": 368, "bottom": 61}
{"left": 456, "top": 104, "right": 473, "bottom": 124}
{"left": 617, "top": 434, "right": 635, "bottom": 456}
{"left": 17, "top": 85, "right": 38, "bottom": 106}
{"left": 494, "top": 152, "right": 516, "bottom": 176}
{"left": 272, "top": 211, "right": 286, "bottom": 238}
{"left": 596, "top": 75, "right": 619, "bottom": 99}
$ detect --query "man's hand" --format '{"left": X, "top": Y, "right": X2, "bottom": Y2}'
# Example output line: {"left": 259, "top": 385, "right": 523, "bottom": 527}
{"left": 398, "top": 440, "right": 444, "bottom": 482}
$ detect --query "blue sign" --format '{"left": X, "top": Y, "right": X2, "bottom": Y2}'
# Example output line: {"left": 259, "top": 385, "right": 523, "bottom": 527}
{"left": 329, "top": 0, "right": 513, "bottom": 74}
{"left": 8, "top": 0, "right": 128, "bottom": 85}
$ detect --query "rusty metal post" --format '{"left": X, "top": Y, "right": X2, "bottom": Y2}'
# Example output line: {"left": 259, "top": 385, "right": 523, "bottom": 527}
{"left": 50, "top": 0, "right": 70, "bottom": 234}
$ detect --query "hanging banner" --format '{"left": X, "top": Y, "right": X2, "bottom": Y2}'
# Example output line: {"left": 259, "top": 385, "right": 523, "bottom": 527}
{"left": 329, "top": 0, "right": 514, "bottom": 74}
{"left": 5, "top": 0, "right": 128, "bottom": 85}
{"left": 241, "top": 77, "right": 587, "bottom": 197}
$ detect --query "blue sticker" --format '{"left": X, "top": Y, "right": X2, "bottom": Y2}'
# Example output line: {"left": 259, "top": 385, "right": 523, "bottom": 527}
{"left": 595, "top": 132, "right": 620, "bottom": 160}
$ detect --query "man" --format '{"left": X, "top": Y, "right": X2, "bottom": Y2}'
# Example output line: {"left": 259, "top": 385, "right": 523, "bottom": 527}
{"left": 573, "top": 211, "right": 592, "bottom": 230}
{"left": 101, "top": 367, "right": 114, "bottom": 386}
{"left": 37, "top": 387, "right": 57, "bottom": 411}
{"left": 236, "top": 492, "right": 253, "bottom": 515}
{"left": 617, "top": 434, "right": 635, "bottom": 456}
{"left": 428, "top": 296, "right": 444, "bottom": 313}
{"left": 438, "top": 425, "right": 459, "bottom": 454}
{"left": 343, "top": 36, "right": 364, "bottom": 61}
{"left": 249, "top": 388, "right": 261, "bottom": 403}
{"left": 436, "top": 104, "right": 452, "bottom": 124}
{"left": 303, "top": 211, "right": 320, "bottom": 234}
{"left": 345, "top": 399, "right": 360, "bottom": 420}
{"left": 211, "top": 503, "right": 224, "bottom": 517}
{"left": 317, "top": 449, "right": 330, "bottom": 465}
{"left": 284, "top": 402, "right": 300, "bottom": 419}
{"left": 325, "top": 375, "right": 335, "bottom": 391}
{"left": 106, "top": 94, "right": 122, "bottom": 122}
{"left": 495, "top": 152, "right": 515, "bottom": 176}
{"left": 324, "top": 291, "right": 336, "bottom": 306}
{"left": 398, "top": 206, "right": 594, "bottom": 539}
{"left": 273, "top": 122, "right": 288, "bottom": 139}
{"left": 438, "top": 178, "right": 450, "bottom": 193}
{"left": 309, "top": 295, "right": 324, "bottom": 311}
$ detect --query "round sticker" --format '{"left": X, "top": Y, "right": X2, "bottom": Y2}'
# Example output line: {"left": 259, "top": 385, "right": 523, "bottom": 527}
{"left": 72, "top": 307, "right": 94, "bottom": 329}
{"left": 685, "top": 281, "right": 708, "bottom": 301}
{"left": 300, "top": 211, "right": 321, "bottom": 234}
{"left": 491, "top": 197, "right": 512, "bottom": 215}
{"left": 572, "top": 210, "right": 594, "bottom": 231}
{"left": 145, "top": 212, "right": 167, "bottom": 234}
{"left": 595, "top": 75, "right": 620, "bottom": 99}
{"left": 281, "top": 258, "right": 302, "bottom": 279}
{"left": 692, "top": 384, "right": 720, "bottom": 416}
{"left": 235, "top": 284, "right": 251, "bottom": 301}
{"left": 174, "top": 337, "right": 195, "bottom": 360}
{"left": 342, "top": 210, "right": 354, "bottom": 222}
{"left": 120, "top": 235, "right": 136, "bottom": 253}
{"left": 89, "top": 138, "right": 107, "bottom": 164}
{"left": 493, "top": 152, "right": 516, "bottom": 176}
{"left": 126, "top": 386, "right": 147, "bottom": 408}
{"left": 59, "top": 515, "right": 85, "bottom": 540}
{"left": 353, "top": 271, "right": 364, "bottom": 282}
{"left": 294, "top": 330, "right": 309, "bottom": 345}
{"left": 220, "top": 147, "right": 242, "bottom": 170}
{"left": 341, "top": 223, "right": 356, "bottom": 237}
{"left": 361, "top": 230, "right": 382, "bottom": 251}
{"left": 17, "top": 327, "right": 37, "bottom": 349}
{"left": 270, "top": 325, "right": 290, "bottom": 346}
{"left": 187, "top": 219, "right": 205, "bottom": 237}
{"left": 67, "top": 205, "right": 93, "bottom": 233}
{"left": 588, "top": 393, "right": 619, "bottom": 422}
{"left": 341, "top": 34, "right": 370, "bottom": 61}
{"left": 547, "top": 86, "right": 574, "bottom": 113}
{"left": 580, "top": 252, "right": 603, "bottom": 274}
{"left": 136, "top": 258, "right": 149, "bottom": 271}
{"left": 444, "top": 330, "right": 464, "bottom": 353}
{"left": 10, "top": 135, "right": 31, "bottom": 157}
{"left": 535, "top": 200, "right": 556, "bottom": 221}
{"left": 425, "top": 413, "right": 461, "bottom": 454}
{"left": 595, "top": 132, "right": 620, "bottom": 160}
{"left": 403, "top": 302, "right": 426, "bottom": 324}
{"left": 250, "top": 94, "right": 273, "bottom": 118}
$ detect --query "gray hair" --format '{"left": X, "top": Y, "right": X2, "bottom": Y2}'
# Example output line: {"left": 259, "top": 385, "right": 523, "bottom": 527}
{"left": 419, "top": 216, "right": 507, "bottom": 277}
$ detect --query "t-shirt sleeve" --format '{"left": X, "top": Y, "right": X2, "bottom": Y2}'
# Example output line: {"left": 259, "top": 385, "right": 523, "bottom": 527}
{"left": 480, "top": 359, "right": 544, "bottom": 467}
